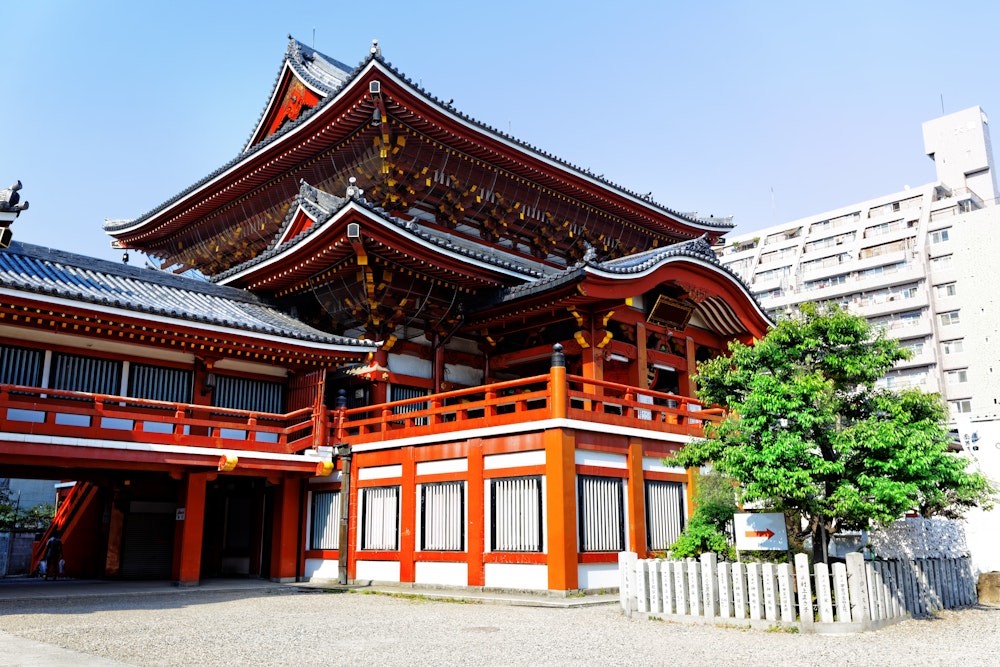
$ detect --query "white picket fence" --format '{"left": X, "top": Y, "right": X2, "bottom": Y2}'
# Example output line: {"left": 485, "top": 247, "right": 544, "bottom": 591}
{"left": 618, "top": 551, "right": 977, "bottom": 633}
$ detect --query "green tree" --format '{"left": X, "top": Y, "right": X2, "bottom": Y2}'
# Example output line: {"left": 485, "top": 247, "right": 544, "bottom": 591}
{"left": 668, "top": 469, "right": 738, "bottom": 560}
{"left": 671, "top": 303, "right": 995, "bottom": 563}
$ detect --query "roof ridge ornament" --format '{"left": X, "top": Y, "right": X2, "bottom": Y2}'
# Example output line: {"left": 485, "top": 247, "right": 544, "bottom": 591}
{"left": 370, "top": 39, "right": 381, "bottom": 58}
{"left": 346, "top": 176, "right": 365, "bottom": 200}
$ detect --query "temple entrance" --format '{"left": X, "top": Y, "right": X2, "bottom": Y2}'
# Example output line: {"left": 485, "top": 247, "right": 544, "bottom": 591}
{"left": 201, "top": 478, "right": 272, "bottom": 578}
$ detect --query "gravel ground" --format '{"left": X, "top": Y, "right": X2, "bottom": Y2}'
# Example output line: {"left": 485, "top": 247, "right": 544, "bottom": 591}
{"left": 1, "top": 588, "right": 998, "bottom": 667}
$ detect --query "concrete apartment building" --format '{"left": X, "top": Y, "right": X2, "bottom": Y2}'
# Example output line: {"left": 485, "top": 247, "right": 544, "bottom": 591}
{"left": 716, "top": 106, "right": 1000, "bottom": 574}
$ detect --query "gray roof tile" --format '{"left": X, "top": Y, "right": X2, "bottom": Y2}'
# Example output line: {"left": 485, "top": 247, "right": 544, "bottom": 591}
{"left": 0, "top": 241, "right": 376, "bottom": 349}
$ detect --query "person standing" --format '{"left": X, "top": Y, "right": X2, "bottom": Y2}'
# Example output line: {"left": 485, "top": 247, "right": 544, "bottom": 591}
{"left": 44, "top": 533, "right": 64, "bottom": 581}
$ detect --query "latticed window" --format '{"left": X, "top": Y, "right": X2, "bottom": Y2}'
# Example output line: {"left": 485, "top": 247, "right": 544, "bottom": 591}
{"left": 310, "top": 490, "right": 341, "bottom": 550}
{"left": 390, "top": 384, "right": 428, "bottom": 426}
{"left": 578, "top": 475, "right": 624, "bottom": 552}
{"left": 420, "top": 481, "right": 464, "bottom": 551}
{"left": 213, "top": 375, "right": 284, "bottom": 413}
{"left": 645, "top": 480, "right": 685, "bottom": 551}
{"left": 491, "top": 476, "right": 543, "bottom": 552}
{"left": 360, "top": 486, "right": 400, "bottom": 551}
{"left": 50, "top": 352, "right": 122, "bottom": 395}
{"left": 0, "top": 344, "right": 43, "bottom": 387}
{"left": 128, "top": 364, "right": 192, "bottom": 404}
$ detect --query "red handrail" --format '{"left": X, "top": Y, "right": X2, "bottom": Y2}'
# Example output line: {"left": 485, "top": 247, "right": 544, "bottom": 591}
{"left": 0, "top": 384, "right": 316, "bottom": 454}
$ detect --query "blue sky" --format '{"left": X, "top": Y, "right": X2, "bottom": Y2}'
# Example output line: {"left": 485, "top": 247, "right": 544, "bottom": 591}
{"left": 4, "top": 1, "right": 1000, "bottom": 263}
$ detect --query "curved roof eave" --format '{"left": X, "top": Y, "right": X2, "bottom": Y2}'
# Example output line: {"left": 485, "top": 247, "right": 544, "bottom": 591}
{"left": 108, "top": 45, "right": 733, "bottom": 242}
{"left": 213, "top": 197, "right": 547, "bottom": 288}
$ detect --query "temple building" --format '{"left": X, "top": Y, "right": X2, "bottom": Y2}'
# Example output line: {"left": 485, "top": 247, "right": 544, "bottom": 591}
{"left": 1, "top": 39, "right": 769, "bottom": 591}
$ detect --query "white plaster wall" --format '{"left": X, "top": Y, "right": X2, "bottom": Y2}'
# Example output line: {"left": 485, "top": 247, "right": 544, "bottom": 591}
{"left": 484, "top": 563, "right": 548, "bottom": 590}
{"left": 483, "top": 450, "right": 546, "bottom": 469}
{"left": 414, "top": 561, "right": 468, "bottom": 587}
{"left": 578, "top": 563, "right": 620, "bottom": 590}
{"left": 416, "top": 458, "right": 467, "bottom": 475}
{"left": 304, "top": 558, "right": 340, "bottom": 580}
{"left": 574, "top": 450, "right": 626, "bottom": 469}
{"left": 355, "top": 560, "right": 401, "bottom": 583}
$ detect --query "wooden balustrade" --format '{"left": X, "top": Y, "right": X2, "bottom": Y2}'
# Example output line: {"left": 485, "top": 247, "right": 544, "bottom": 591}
{"left": 2, "top": 369, "right": 723, "bottom": 454}
{"left": 0, "top": 384, "right": 315, "bottom": 454}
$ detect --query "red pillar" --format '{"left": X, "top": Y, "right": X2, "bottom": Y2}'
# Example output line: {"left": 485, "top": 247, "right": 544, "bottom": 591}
{"left": 466, "top": 439, "right": 485, "bottom": 587}
{"left": 545, "top": 426, "right": 578, "bottom": 591}
{"left": 270, "top": 475, "right": 302, "bottom": 582}
{"left": 626, "top": 438, "right": 647, "bottom": 557}
{"left": 172, "top": 471, "right": 209, "bottom": 586}
{"left": 399, "top": 448, "right": 416, "bottom": 583}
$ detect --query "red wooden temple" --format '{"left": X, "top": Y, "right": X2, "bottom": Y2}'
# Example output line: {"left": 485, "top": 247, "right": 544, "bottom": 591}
{"left": 1, "top": 38, "right": 769, "bottom": 591}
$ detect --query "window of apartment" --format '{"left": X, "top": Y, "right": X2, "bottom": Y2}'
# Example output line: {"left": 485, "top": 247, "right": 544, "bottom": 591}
{"left": 490, "top": 476, "right": 543, "bottom": 552}
{"left": 360, "top": 486, "right": 400, "bottom": 551}
{"left": 860, "top": 239, "right": 912, "bottom": 259}
{"left": 939, "top": 311, "right": 960, "bottom": 326}
{"left": 578, "top": 475, "right": 625, "bottom": 552}
{"left": 645, "top": 480, "right": 685, "bottom": 551}
{"left": 865, "top": 220, "right": 905, "bottom": 238}
{"left": 930, "top": 228, "right": 951, "bottom": 244}
{"left": 803, "top": 274, "right": 849, "bottom": 291}
{"left": 935, "top": 283, "right": 958, "bottom": 298}
{"left": 860, "top": 262, "right": 905, "bottom": 278}
{"left": 946, "top": 369, "right": 969, "bottom": 385}
{"left": 754, "top": 265, "right": 793, "bottom": 283}
{"left": 930, "top": 255, "right": 953, "bottom": 270}
{"left": 310, "top": 490, "right": 341, "bottom": 550}
{"left": 0, "top": 344, "right": 43, "bottom": 387}
{"left": 900, "top": 339, "right": 925, "bottom": 356}
{"left": 950, "top": 400, "right": 973, "bottom": 414}
{"left": 876, "top": 369, "right": 928, "bottom": 389}
{"left": 942, "top": 339, "right": 964, "bottom": 355}
{"left": 753, "top": 288, "right": 783, "bottom": 300}
{"left": 802, "top": 253, "right": 851, "bottom": 271}
{"left": 420, "top": 481, "right": 465, "bottom": 551}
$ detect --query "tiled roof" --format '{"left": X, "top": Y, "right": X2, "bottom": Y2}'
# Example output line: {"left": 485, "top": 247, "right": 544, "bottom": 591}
{"left": 488, "top": 236, "right": 761, "bottom": 307}
{"left": 106, "top": 40, "right": 734, "bottom": 237}
{"left": 0, "top": 241, "right": 376, "bottom": 348}
{"left": 212, "top": 182, "right": 553, "bottom": 283}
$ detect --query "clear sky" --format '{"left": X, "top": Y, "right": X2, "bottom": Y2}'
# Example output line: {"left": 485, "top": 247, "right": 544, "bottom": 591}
{"left": 4, "top": 1, "right": 1000, "bottom": 264}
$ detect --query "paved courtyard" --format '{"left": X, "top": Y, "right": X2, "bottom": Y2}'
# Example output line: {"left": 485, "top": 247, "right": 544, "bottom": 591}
{"left": 1, "top": 582, "right": 998, "bottom": 666}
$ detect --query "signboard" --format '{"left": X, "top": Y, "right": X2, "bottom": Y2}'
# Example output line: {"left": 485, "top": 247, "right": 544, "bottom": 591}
{"left": 734, "top": 512, "right": 788, "bottom": 551}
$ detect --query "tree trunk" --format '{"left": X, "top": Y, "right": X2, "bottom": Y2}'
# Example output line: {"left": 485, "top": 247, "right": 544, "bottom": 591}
{"left": 811, "top": 518, "right": 830, "bottom": 565}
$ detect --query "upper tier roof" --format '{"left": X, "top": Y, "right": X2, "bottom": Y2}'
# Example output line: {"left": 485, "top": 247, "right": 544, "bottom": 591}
{"left": 105, "top": 39, "right": 734, "bottom": 251}
{"left": 0, "top": 241, "right": 375, "bottom": 351}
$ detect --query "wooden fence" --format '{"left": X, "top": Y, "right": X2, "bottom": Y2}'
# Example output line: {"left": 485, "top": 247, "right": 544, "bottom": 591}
{"left": 618, "top": 551, "right": 977, "bottom": 633}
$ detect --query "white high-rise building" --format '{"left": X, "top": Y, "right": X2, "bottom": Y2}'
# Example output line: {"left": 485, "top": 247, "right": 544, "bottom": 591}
{"left": 717, "top": 106, "right": 1000, "bottom": 574}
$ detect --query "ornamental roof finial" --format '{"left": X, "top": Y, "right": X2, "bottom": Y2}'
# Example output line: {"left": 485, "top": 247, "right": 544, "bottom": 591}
{"left": 370, "top": 39, "right": 381, "bottom": 57}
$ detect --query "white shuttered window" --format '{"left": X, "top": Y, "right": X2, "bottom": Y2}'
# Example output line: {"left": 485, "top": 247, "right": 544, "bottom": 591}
{"left": 645, "top": 480, "right": 685, "bottom": 550}
{"left": 491, "top": 476, "right": 543, "bottom": 552}
{"left": 360, "top": 486, "right": 400, "bottom": 551}
{"left": 578, "top": 475, "right": 625, "bottom": 552}
{"left": 310, "top": 490, "right": 341, "bottom": 550}
{"left": 420, "top": 482, "right": 465, "bottom": 551}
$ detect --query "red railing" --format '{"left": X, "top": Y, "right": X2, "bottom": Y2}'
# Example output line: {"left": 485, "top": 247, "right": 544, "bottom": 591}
{"left": 332, "top": 372, "right": 719, "bottom": 445}
{"left": 0, "top": 384, "right": 318, "bottom": 454}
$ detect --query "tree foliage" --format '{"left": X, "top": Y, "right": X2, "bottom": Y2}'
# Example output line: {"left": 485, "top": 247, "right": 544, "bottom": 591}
{"left": 0, "top": 488, "right": 55, "bottom": 531}
{"left": 668, "top": 469, "right": 738, "bottom": 560}
{"left": 671, "top": 303, "right": 995, "bottom": 562}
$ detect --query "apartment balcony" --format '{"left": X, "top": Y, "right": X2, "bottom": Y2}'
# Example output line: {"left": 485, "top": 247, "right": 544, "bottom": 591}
{"left": 855, "top": 290, "right": 929, "bottom": 318}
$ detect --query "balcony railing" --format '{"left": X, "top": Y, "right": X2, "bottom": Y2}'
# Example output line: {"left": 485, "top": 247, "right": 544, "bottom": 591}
{"left": 0, "top": 384, "right": 317, "bottom": 454}
{"left": 333, "top": 370, "right": 719, "bottom": 445}
{"left": 3, "top": 369, "right": 721, "bottom": 455}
